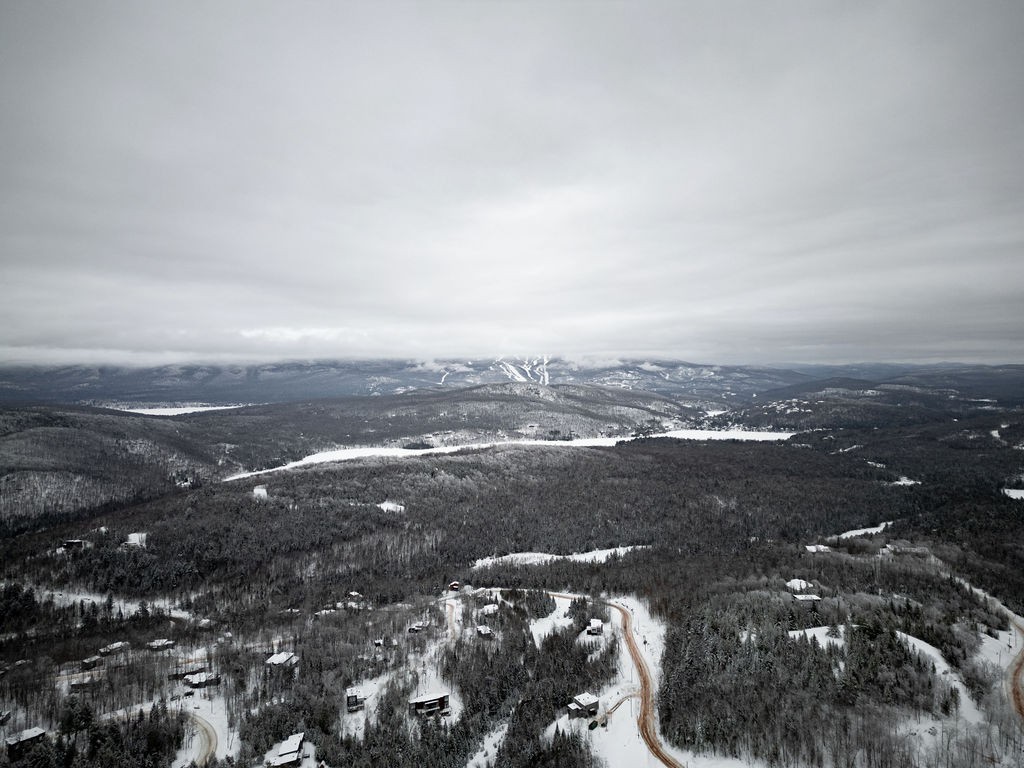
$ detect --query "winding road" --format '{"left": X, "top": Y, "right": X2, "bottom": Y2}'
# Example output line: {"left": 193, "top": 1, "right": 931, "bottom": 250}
{"left": 187, "top": 710, "right": 217, "bottom": 767}
{"left": 548, "top": 592, "right": 684, "bottom": 768}
{"left": 1010, "top": 620, "right": 1024, "bottom": 725}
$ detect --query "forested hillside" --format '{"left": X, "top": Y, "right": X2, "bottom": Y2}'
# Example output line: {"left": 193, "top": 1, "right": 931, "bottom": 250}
{"left": 2, "top": 380, "right": 1023, "bottom": 768}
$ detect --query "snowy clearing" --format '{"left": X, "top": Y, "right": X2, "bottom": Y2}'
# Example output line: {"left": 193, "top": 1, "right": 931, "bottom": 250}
{"left": 890, "top": 476, "right": 921, "bottom": 486}
{"left": 789, "top": 625, "right": 847, "bottom": 650}
{"left": 1003, "top": 488, "right": 1024, "bottom": 500}
{"left": 529, "top": 595, "right": 576, "bottom": 646}
{"left": 170, "top": 693, "right": 239, "bottom": 767}
{"left": 107, "top": 404, "right": 250, "bottom": 416}
{"left": 224, "top": 429, "right": 795, "bottom": 480}
{"left": 785, "top": 578, "right": 813, "bottom": 592}
{"left": 377, "top": 500, "right": 406, "bottom": 513}
{"left": 28, "top": 585, "right": 193, "bottom": 621}
{"left": 895, "top": 632, "right": 982, "bottom": 725}
{"left": 837, "top": 521, "right": 893, "bottom": 539}
{"left": 472, "top": 546, "right": 647, "bottom": 571}
{"left": 465, "top": 722, "right": 508, "bottom": 768}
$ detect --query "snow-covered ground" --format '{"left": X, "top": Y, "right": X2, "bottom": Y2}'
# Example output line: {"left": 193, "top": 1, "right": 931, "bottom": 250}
{"left": 785, "top": 578, "right": 813, "bottom": 592}
{"left": 472, "top": 546, "right": 647, "bottom": 571}
{"left": 377, "top": 500, "right": 406, "bottom": 512}
{"left": 890, "top": 476, "right": 921, "bottom": 486}
{"left": 837, "top": 521, "right": 893, "bottom": 539}
{"left": 1003, "top": 488, "right": 1024, "bottom": 500}
{"left": 529, "top": 595, "right": 576, "bottom": 646}
{"left": 170, "top": 693, "right": 239, "bottom": 767}
{"left": 895, "top": 632, "right": 982, "bottom": 725}
{"left": 104, "top": 404, "right": 250, "bottom": 416}
{"left": 466, "top": 722, "right": 508, "bottom": 768}
{"left": 341, "top": 672, "right": 392, "bottom": 741}
{"left": 31, "top": 585, "right": 192, "bottom": 620}
{"left": 225, "top": 429, "right": 795, "bottom": 480}
{"left": 538, "top": 593, "right": 753, "bottom": 768}
{"left": 788, "top": 624, "right": 846, "bottom": 650}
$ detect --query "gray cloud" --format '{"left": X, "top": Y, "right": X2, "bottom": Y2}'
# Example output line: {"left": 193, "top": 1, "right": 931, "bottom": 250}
{"left": 1, "top": 1, "right": 1022, "bottom": 366}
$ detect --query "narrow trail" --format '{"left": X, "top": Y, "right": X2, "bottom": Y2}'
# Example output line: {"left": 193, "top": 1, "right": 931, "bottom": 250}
{"left": 548, "top": 592, "right": 685, "bottom": 768}
{"left": 1010, "top": 619, "right": 1024, "bottom": 725}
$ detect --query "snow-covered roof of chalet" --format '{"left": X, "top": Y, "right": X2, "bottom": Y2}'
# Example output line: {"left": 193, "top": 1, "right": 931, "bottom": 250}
{"left": 266, "top": 651, "right": 297, "bottom": 666}
{"left": 6, "top": 727, "right": 46, "bottom": 746}
{"left": 278, "top": 732, "right": 304, "bottom": 755}
{"left": 572, "top": 692, "right": 599, "bottom": 708}
{"left": 409, "top": 690, "right": 449, "bottom": 705}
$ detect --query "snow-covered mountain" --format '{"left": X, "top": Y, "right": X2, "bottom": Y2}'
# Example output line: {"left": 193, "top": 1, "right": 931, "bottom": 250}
{"left": 1, "top": 358, "right": 1019, "bottom": 407}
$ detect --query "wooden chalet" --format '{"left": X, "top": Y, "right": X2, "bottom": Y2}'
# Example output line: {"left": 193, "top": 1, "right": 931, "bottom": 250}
{"left": 409, "top": 691, "right": 450, "bottom": 717}
{"left": 269, "top": 732, "right": 304, "bottom": 767}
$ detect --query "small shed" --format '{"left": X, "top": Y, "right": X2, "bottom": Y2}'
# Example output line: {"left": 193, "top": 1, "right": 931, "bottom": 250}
{"left": 409, "top": 691, "right": 450, "bottom": 717}
{"left": 81, "top": 655, "right": 103, "bottom": 671}
{"left": 476, "top": 625, "right": 494, "bottom": 639}
{"left": 568, "top": 692, "right": 600, "bottom": 719}
{"left": 124, "top": 532, "right": 147, "bottom": 549}
{"left": 587, "top": 619, "right": 604, "bottom": 636}
{"left": 5, "top": 727, "right": 46, "bottom": 760}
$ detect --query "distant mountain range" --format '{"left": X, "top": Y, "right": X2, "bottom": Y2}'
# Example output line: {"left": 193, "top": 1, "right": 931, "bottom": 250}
{"left": 0, "top": 357, "right": 1021, "bottom": 405}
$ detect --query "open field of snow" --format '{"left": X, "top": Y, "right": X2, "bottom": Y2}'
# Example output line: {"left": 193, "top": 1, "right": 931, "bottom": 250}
{"left": 1003, "top": 488, "right": 1024, "bottom": 500}
{"left": 837, "top": 521, "right": 893, "bottom": 539}
{"left": 473, "top": 546, "right": 647, "bottom": 571}
{"left": 225, "top": 429, "right": 795, "bottom": 480}
{"left": 105, "top": 404, "right": 251, "bottom": 416}
{"left": 26, "top": 585, "right": 193, "bottom": 621}
{"left": 789, "top": 624, "right": 846, "bottom": 650}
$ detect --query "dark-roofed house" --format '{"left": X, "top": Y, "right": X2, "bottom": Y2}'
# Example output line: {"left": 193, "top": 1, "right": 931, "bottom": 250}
{"left": 6, "top": 727, "right": 46, "bottom": 761}
{"left": 346, "top": 687, "right": 369, "bottom": 713}
{"left": 409, "top": 691, "right": 450, "bottom": 717}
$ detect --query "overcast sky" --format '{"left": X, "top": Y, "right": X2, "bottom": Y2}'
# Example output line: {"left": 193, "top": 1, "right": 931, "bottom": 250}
{"left": 1, "top": 1, "right": 1021, "bottom": 366}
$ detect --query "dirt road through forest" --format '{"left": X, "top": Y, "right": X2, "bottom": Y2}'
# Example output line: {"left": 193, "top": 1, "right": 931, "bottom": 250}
{"left": 548, "top": 592, "right": 684, "bottom": 768}
{"left": 1011, "top": 620, "right": 1024, "bottom": 725}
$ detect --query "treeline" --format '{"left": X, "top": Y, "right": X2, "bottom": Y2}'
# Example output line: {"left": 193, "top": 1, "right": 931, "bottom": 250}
{"left": 0, "top": 700, "right": 184, "bottom": 768}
